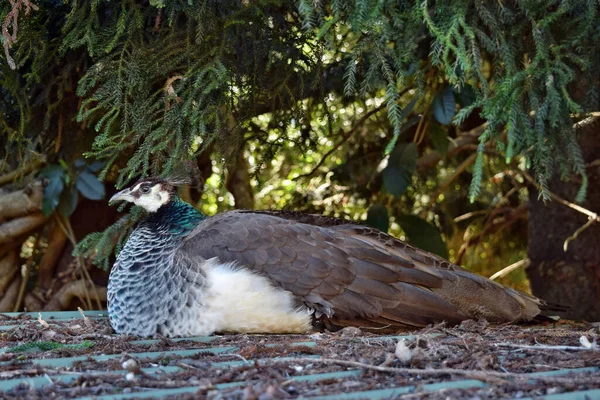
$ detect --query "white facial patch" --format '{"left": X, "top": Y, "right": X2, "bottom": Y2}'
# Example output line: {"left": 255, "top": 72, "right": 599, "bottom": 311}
{"left": 132, "top": 184, "right": 170, "bottom": 212}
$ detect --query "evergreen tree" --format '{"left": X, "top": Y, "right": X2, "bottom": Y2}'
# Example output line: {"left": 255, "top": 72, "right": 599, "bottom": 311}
{"left": 0, "top": 0, "right": 598, "bottom": 316}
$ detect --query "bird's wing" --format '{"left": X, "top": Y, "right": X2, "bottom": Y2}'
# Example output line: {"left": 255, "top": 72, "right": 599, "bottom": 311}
{"left": 177, "top": 210, "right": 541, "bottom": 328}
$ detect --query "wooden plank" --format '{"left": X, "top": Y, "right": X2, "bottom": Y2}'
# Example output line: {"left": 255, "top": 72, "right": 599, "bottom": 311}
{"left": 1, "top": 311, "right": 108, "bottom": 319}
{"left": 0, "top": 356, "right": 321, "bottom": 392}
{"left": 519, "top": 389, "right": 600, "bottom": 400}
{"left": 527, "top": 366, "right": 599, "bottom": 376}
{"left": 1, "top": 341, "right": 318, "bottom": 368}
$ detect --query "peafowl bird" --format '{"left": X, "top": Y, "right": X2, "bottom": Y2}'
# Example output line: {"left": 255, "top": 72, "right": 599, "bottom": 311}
{"left": 107, "top": 177, "right": 562, "bottom": 337}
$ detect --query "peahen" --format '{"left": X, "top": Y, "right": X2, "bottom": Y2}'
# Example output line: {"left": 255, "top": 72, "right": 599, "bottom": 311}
{"left": 107, "top": 177, "right": 562, "bottom": 337}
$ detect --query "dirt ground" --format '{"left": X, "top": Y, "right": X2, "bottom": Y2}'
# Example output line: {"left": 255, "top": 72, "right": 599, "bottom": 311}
{"left": 0, "top": 313, "right": 599, "bottom": 399}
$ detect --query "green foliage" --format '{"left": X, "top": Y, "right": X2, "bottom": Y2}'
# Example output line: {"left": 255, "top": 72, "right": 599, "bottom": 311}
{"left": 428, "top": 122, "right": 449, "bottom": 155}
{"left": 304, "top": 0, "right": 599, "bottom": 201}
{"left": 1, "top": 0, "right": 599, "bottom": 279}
{"left": 3, "top": 1, "right": 597, "bottom": 197}
{"left": 382, "top": 143, "right": 418, "bottom": 196}
{"left": 74, "top": 207, "right": 146, "bottom": 270}
{"left": 397, "top": 214, "right": 448, "bottom": 258}
{"left": 432, "top": 86, "right": 456, "bottom": 125}
{"left": 366, "top": 204, "right": 389, "bottom": 233}
{"left": 38, "top": 160, "right": 105, "bottom": 217}
{"left": 39, "top": 165, "right": 66, "bottom": 216}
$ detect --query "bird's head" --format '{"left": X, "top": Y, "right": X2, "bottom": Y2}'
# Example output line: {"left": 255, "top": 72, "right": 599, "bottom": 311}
{"left": 109, "top": 178, "right": 176, "bottom": 212}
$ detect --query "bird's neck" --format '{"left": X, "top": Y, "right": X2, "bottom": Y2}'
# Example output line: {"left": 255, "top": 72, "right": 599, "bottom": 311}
{"left": 143, "top": 196, "right": 205, "bottom": 237}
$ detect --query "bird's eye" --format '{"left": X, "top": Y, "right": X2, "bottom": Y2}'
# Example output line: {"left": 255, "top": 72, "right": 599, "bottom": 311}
{"left": 140, "top": 186, "right": 150, "bottom": 194}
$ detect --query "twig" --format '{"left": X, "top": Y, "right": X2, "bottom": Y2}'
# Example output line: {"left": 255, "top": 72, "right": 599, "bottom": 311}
{"left": 423, "top": 152, "right": 478, "bottom": 213}
{"left": 2, "top": 0, "right": 39, "bottom": 69}
{"left": 516, "top": 170, "right": 599, "bottom": 251}
{"left": 216, "top": 353, "right": 250, "bottom": 365}
{"left": 563, "top": 217, "right": 596, "bottom": 251}
{"left": 573, "top": 111, "right": 600, "bottom": 130}
{"left": 265, "top": 357, "right": 596, "bottom": 384}
{"left": 37, "top": 312, "right": 49, "bottom": 328}
{"left": 55, "top": 215, "right": 103, "bottom": 310}
{"left": 489, "top": 258, "right": 531, "bottom": 281}
{"left": 416, "top": 123, "right": 487, "bottom": 171}
{"left": 518, "top": 170, "right": 599, "bottom": 222}
{"left": 0, "top": 155, "right": 45, "bottom": 185}
{"left": 295, "top": 86, "right": 415, "bottom": 181}
{"left": 453, "top": 209, "right": 489, "bottom": 223}
{"left": 412, "top": 106, "right": 429, "bottom": 145}
{"left": 294, "top": 103, "right": 387, "bottom": 180}
{"left": 456, "top": 204, "right": 527, "bottom": 264}
{"left": 78, "top": 306, "right": 94, "bottom": 328}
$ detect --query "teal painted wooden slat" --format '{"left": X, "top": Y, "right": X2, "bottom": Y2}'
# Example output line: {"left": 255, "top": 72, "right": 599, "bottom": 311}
{"left": 419, "top": 379, "right": 487, "bottom": 391}
{"left": 1, "top": 311, "right": 108, "bottom": 319}
{"left": 310, "top": 379, "right": 486, "bottom": 400}
{"left": 129, "top": 336, "right": 216, "bottom": 345}
{"left": 70, "top": 363, "right": 358, "bottom": 400}
{"left": 0, "top": 336, "right": 317, "bottom": 358}
{"left": 0, "top": 357, "right": 320, "bottom": 392}
{"left": 67, "top": 378, "right": 600, "bottom": 400}
{"left": 74, "top": 386, "right": 202, "bottom": 400}
{"left": 0, "top": 340, "right": 318, "bottom": 368}
{"left": 519, "top": 389, "right": 600, "bottom": 400}
{"left": 11, "top": 347, "right": 239, "bottom": 368}
{"left": 527, "top": 366, "right": 600, "bottom": 376}
{"left": 292, "top": 370, "right": 363, "bottom": 382}
{"left": 3, "top": 357, "right": 598, "bottom": 400}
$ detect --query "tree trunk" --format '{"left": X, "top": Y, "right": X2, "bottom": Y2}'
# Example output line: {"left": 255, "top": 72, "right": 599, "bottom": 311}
{"left": 527, "top": 120, "right": 600, "bottom": 321}
{"left": 226, "top": 152, "right": 255, "bottom": 210}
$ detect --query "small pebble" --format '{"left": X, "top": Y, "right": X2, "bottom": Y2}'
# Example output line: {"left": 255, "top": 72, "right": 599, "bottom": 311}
{"left": 122, "top": 359, "right": 138, "bottom": 372}
{"left": 395, "top": 339, "right": 412, "bottom": 364}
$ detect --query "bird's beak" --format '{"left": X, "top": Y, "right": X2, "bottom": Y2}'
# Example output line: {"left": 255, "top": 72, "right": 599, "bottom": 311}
{"left": 109, "top": 188, "right": 134, "bottom": 205}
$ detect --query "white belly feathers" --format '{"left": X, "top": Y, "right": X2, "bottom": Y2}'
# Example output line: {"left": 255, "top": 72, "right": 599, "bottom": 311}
{"left": 191, "top": 258, "right": 312, "bottom": 335}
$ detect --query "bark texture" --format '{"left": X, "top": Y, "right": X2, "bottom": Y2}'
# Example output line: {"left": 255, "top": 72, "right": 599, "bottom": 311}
{"left": 527, "top": 121, "right": 600, "bottom": 321}
{"left": 226, "top": 152, "right": 255, "bottom": 210}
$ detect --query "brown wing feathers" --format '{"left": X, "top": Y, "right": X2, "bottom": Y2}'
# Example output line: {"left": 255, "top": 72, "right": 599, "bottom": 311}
{"left": 180, "top": 210, "right": 545, "bottom": 329}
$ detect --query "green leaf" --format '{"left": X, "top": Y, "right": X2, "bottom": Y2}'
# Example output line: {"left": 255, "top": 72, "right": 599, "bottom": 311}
{"left": 87, "top": 161, "right": 104, "bottom": 173}
{"left": 382, "top": 142, "right": 418, "bottom": 196}
{"left": 457, "top": 84, "right": 476, "bottom": 108}
{"left": 432, "top": 86, "right": 456, "bottom": 125}
{"left": 74, "top": 159, "right": 86, "bottom": 170}
{"left": 366, "top": 204, "right": 389, "bottom": 232}
{"left": 396, "top": 215, "right": 448, "bottom": 258}
{"left": 76, "top": 171, "right": 106, "bottom": 200}
{"left": 59, "top": 159, "right": 69, "bottom": 171}
{"left": 57, "top": 185, "right": 79, "bottom": 217}
{"left": 39, "top": 164, "right": 64, "bottom": 180}
{"left": 42, "top": 176, "right": 64, "bottom": 217}
{"left": 428, "top": 122, "right": 449, "bottom": 154}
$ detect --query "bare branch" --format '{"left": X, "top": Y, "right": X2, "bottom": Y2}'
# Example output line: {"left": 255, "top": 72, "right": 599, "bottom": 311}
{"left": 294, "top": 102, "right": 387, "bottom": 180}
{"left": 266, "top": 357, "right": 597, "bottom": 384}
{"left": 515, "top": 170, "right": 599, "bottom": 251}
{"left": 490, "top": 258, "right": 530, "bottom": 281}
{"left": 43, "top": 279, "right": 107, "bottom": 311}
{"left": 0, "top": 155, "right": 45, "bottom": 185}
{"left": 0, "top": 212, "right": 46, "bottom": 244}
{"left": 0, "top": 183, "right": 43, "bottom": 221}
